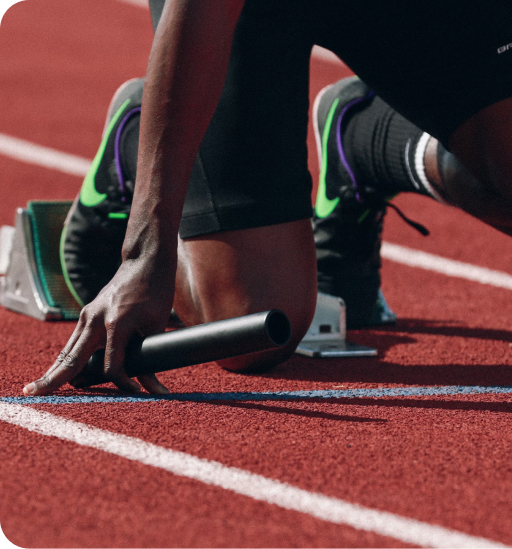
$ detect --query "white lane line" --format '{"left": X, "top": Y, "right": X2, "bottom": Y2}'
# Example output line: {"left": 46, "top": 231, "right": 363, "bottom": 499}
{"left": 0, "top": 133, "right": 90, "bottom": 177}
{"left": 0, "top": 403, "right": 504, "bottom": 549}
{"left": 382, "top": 242, "right": 512, "bottom": 291}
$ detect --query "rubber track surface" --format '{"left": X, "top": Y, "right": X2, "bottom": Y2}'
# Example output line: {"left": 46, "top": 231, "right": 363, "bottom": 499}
{"left": 0, "top": 1, "right": 512, "bottom": 547}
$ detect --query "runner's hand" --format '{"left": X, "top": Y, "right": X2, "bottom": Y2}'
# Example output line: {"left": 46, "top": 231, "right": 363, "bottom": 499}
{"left": 23, "top": 257, "right": 174, "bottom": 396}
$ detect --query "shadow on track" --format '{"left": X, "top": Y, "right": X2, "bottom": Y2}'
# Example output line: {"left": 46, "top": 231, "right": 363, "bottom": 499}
{"left": 261, "top": 317, "right": 512, "bottom": 386}
{"left": 267, "top": 355, "right": 512, "bottom": 387}
{"left": 381, "top": 318, "right": 512, "bottom": 342}
{"left": 203, "top": 400, "right": 387, "bottom": 423}
{"left": 320, "top": 397, "right": 512, "bottom": 414}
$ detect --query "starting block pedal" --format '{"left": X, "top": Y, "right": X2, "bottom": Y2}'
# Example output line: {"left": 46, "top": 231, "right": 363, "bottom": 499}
{"left": 0, "top": 201, "right": 81, "bottom": 321}
{"left": 295, "top": 292, "right": 377, "bottom": 358}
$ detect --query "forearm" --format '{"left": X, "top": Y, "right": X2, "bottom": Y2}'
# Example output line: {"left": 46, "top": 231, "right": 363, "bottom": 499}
{"left": 123, "top": 0, "right": 244, "bottom": 260}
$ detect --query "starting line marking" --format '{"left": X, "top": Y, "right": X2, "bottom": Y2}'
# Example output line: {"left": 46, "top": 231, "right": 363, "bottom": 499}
{"left": 0, "top": 402, "right": 504, "bottom": 549}
{"left": 2, "top": 385, "right": 512, "bottom": 404}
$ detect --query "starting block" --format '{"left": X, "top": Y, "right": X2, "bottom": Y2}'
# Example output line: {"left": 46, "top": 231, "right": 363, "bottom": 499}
{"left": 295, "top": 292, "right": 377, "bottom": 357}
{"left": 0, "top": 201, "right": 81, "bottom": 320}
{"left": 0, "top": 201, "right": 378, "bottom": 357}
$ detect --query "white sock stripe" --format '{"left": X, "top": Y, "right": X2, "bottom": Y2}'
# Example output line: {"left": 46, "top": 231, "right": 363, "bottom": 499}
{"left": 404, "top": 138, "right": 422, "bottom": 191}
{"left": 0, "top": 403, "right": 504, "bottom": 548}
{"left": 413, "top": 133, "right": 430, "bottom": 187}
{"left": 413, "top": 132, "right": 447, "bottom": 204}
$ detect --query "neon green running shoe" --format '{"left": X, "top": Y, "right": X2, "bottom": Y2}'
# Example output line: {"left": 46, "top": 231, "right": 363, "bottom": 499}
{"left": 61, "top": 78, "right": 143, "bottom": 306}
{"left": 312, "top": 76, "right": 396, "bottom": 329}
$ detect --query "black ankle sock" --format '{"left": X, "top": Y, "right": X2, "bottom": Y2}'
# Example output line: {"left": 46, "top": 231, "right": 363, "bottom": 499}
{"left": 342, "top": 96, "right": 436, "bottom": 199}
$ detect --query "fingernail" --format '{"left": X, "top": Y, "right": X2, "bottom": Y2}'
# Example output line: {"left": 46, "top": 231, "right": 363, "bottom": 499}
{"left": 23, "top": 383, "right": 36, "bottom": 396}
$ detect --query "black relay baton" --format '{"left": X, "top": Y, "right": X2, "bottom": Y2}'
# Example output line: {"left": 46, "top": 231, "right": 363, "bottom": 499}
{"left": 70, "top": 309, "right": 292, "bottom": 388}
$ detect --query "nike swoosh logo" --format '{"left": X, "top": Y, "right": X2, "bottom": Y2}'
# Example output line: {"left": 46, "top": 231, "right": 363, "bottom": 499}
{"left": 80, "top": 99, "right": 130, "bottom": 207}
{"left": 315, "top": 98, "right": 340, "bottom": 219}
{"left": 315, "top": 99, "right": 340, "bottom": 218}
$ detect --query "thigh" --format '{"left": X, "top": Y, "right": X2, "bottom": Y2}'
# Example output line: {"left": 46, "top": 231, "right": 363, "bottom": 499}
{"left": 148, "top": 1, "right": 314, "bottom": 238}
{"left": 312, "top": 0, "right": 512, "bottom": 149}
{"left": 173, "top": 219, "right": 318, "bottom": 372}
{"left": 178, "top": 0, "right": 315, "bottom": 238}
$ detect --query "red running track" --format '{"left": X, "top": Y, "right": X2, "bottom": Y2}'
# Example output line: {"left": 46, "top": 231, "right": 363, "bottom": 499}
{"left": 1, "top": 1, "right": 512, "bottom": 547}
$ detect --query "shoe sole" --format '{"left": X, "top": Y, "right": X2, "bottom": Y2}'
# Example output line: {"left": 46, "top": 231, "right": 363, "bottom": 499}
{"left": 312, "top": 76, "right": 363, "bottom": 170}
{"left": 312, "top": 83, "right": 334, "bottom": 167}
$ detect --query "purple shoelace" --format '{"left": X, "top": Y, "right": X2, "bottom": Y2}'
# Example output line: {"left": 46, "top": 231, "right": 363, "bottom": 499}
{"left": 335, "top": 91, "right": 374, "bottom": 203}
{"left": 114, "top": 107, "right": 141, "bottom": 202}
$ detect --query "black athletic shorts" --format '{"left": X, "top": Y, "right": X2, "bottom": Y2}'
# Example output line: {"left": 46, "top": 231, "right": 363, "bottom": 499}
{"left": 148, "top": 0, "right": 512, "bottom": 238}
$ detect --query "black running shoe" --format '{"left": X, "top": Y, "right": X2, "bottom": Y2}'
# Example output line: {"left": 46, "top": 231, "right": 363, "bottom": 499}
{"left": 312, "top": 76, "right": 397, "bottom": 329}
{"left": 61, "top": 78, "right": 143, "bottom": 306}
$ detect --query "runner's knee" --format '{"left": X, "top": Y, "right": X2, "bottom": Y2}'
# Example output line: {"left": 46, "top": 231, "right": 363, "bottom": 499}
{"left": 173, "top": 220, "right": 317, "bottom": 372}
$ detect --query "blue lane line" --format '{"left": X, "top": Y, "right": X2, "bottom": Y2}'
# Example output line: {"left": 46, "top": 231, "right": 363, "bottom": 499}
{"left": 2, "top": 386, "right": 512, "bottom": 404}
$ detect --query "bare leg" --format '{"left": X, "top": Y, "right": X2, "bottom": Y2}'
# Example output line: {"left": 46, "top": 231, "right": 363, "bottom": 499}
{"left": 173, "top": 218, "right": 318, "bottom": 372}
{"left": 424, "top": 98, "right": 512, "bottom": 237}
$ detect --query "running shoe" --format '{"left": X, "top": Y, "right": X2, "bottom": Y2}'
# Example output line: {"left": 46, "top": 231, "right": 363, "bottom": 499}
{"left": 61, "top": 78, "right": 143, "bottom": 306}
{"left": 312, "top": 76, "right": 397, "bottom": 329}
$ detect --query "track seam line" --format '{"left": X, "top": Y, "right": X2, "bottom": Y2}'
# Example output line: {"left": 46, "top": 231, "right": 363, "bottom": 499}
{"left": 0, "top": 402, "right": 505, "bottom": 548}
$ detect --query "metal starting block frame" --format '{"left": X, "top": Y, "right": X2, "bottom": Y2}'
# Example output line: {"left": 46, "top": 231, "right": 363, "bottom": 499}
{"left": 0, "top": 201, "right": 377, "bottom": 357}
{"left": 0, "top": 201, "right": 81, "bottom": 321}
{"left": 295, "top": 292, "right": 377, "bottom": 358}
